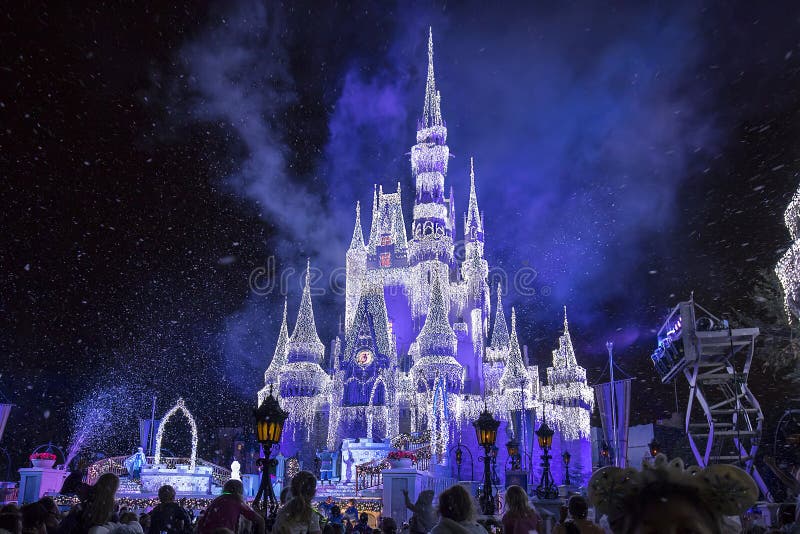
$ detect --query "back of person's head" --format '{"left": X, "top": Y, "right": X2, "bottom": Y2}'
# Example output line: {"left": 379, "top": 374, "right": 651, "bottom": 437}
{"left": 381, "top": 517, "right": 397, "bottom": 534}
{"left": 291, "top": 471, "right": 317, "bottom": 501}
{"left": 416, "top": 490, "right": 434, "bottom": 506}
{"left": 359, "top": 513, "right": 368, "bottom": 524}
{"left": 0, "top": 505, "right": 20, "bottom": 515}
{"left": 322, "top": 525, "right": 335, "bottom": 534}
{"left": 503, "top": 485, "right": 534, "bottom": 519}
{"left": 330, "top": 524, "right": 343, "bottom": 534}
{"left": 20, "top": 503, "right": 47, "bottom": 532}
{"left": 279, "top": 486, "right": 292, "bottom": 505}
{"left": 283, "top": 471, "right": 317, "bottom": 525}
{"left": 210, "top": 528, "right": 234, "bottom": 534}
{"left": 86, "top": 473, "right": 119, "bottom": 526}
{"left": 36, "top": 498, "right": 56, "bottom": 517}
{"left": 0, "top": 512, "right": 22, "bottom": 534}
{"left": 120, "top": 512, "right": 138, "bottom": 524}
{"left": 567, "top": 495, "right": 589, "bottom": 520}
{"left": 158, "top": 484, "right": 176, "bottom": 503}
{"left": 437, "top": 485, "right": 475, "bottom": 523}
{"left": 331, "top": 505, "right": 341, "bottom": 517}
{"left": 222, "top": 479, "right": 244, "bottom": 497}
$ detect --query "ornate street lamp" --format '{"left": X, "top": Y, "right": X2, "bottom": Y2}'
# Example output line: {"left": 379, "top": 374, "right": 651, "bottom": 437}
{"left": 562, "top": 450, "right": 571, "bottom": 486}
{"left": 473, "top": 409, "right": 500, "bottom": 516}
{"left": 648, "top": 438, "right": 661, "bottom": 459}
{"left": 506, "top": 439, "right": 521, "bottom": 471}
{"left": 534, "top": 420, "right": 558, "bottom": 499}
{"left": 253, "top": 387, "right": 288, "bottom": 519}
{"left": 599, "top": 441, "right": 610, "bottom": 467}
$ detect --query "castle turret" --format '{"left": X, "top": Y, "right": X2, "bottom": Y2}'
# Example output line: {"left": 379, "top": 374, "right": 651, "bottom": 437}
{"left": 257, "top": 299, "right": 289, "bottom": 405}
{"left": 411, "top": 269, "right": 462, "bottom": 393}
{"left": 499, "top": 308, "right": 530, "bottom": 393}
{"left": 485, "top": 282, "right": 510, "bottom": 362}
{"left": 346, "top": 201, "right": 367, "bottom": 328}
{"left": 409, "top": 28, "right": 454, "bottom": 266}
{"left": 280, "top": 261, "right": 328, "bottom": 397}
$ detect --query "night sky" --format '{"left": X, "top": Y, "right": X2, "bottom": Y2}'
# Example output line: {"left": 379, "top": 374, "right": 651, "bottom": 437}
{"left": 2, "top": 1, "right": 800, "bottom": 464}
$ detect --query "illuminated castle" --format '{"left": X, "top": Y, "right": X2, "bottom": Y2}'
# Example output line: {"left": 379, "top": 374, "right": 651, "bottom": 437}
{"left": 257, "top": 30, "right": 594, "bottom": 486}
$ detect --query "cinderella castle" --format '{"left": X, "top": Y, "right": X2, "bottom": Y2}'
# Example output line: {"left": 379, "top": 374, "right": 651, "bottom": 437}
{"left": 257, "top": 31, "right": 595, "bottom": 487}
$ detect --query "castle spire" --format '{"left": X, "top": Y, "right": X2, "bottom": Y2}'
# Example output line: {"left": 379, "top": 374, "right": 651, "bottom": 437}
{"left": 288, "top": 260, "right": 324, "bottom": 359}
{"left": 417, "top": 268, "right": 457, "bottom": 356}
{"left": 368, "top": 184, "right": 379, "bottom": 253}
{"left": 349, "top": 201, "right": 365, "bottom": 250}
{"left": 422, "top": 27, "right": 443, "bottom": 128}
{"left": 490, "top": 282, "right": 509, "bottom": 350}
{"left": 466, "top": 157, "right": 483, "bottom": 234}
{"left": 264, "top": 298, "right": 289, "bottom": 384}
{"left": 557, "top": 305, "right": 578, "bottom": 368}
{"left": 500, "top": 307, "right": 529, "bottom": 391}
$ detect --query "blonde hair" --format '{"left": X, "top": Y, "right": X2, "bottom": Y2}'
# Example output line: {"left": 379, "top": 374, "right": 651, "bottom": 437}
{"left": 503, "top": 485, "right": 536, "bottom": 520}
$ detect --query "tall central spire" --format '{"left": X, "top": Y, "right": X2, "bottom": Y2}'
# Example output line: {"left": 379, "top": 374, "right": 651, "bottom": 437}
{"left": 422, "top": 27, "right": 442, "bottom": 129}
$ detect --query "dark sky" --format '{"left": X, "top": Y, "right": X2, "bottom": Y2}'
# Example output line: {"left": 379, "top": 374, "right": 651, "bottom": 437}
{"left": 2, "top": 1, "right": 800, "bottom": 462}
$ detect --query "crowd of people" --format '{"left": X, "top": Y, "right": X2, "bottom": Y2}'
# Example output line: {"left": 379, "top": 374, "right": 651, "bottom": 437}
{"left": 0, "top": 453, "right": 797, "bottom": 534}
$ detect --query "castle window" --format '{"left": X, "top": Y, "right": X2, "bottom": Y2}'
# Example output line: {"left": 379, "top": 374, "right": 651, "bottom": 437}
{"left": 381, "top": 235, "right": 392, "bottom": 246}
{"left": 380, "top": 253, "right": 391, "bottom": 267}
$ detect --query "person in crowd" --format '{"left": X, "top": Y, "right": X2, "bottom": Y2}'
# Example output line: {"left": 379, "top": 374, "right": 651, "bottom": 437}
{"left": 344, "top": 501, "right": 359, "bottom": 523}
{"left": 0, "top": 510, "right": 22, "bottom": 534}
{"left": 119, "top": 513, "right": 143, "bottom": 534}
{"left": 380, "top": 517, "right": 397, "bottom": 534}
{"left": 197, "top": 479, "right": 264, "bottom": 534}
{"left": 20, "top": 504, "right": 48, "bottom": 534}
{"left": 272, "top": 471, "right": 321, "bottom": 534}
{"left": 588, "top": 454, "right": 758, "bottom": 534}
{"left": 137, "top": 514, "right": 150, "bottom": 534}
{"left": 147, "top": 485, "right": 192, "bottom": 534}
{"left": 552, "top": 496, "right": 602, "bottom": 534}
{"left": 402, "top": 490, "right": 435, "bottom": 534}
{"left": 319, "top": 497, "right": 335, "bottom": 519}
{"left": 83, "top": 473, "right": 121, "bottom": 534}
{"left": 352, "top": 514, "right": 371, "bottom": 534}
{"left": 329, "top": 506, "right": 344, "bottom": 527}
{"left": 500, "top": 485, "right": 540, "bottom": 534}
{"left": 431, "top": 485, "right": 488, "bottom": 534}
{"left": 344, "top": 519, "right": 353, "bottom": 534}
{"left": 37, "top": 498, "right": 60, "bottom": 534}
{"left": 279, "top": 487, "right": 292, "bottom": 507}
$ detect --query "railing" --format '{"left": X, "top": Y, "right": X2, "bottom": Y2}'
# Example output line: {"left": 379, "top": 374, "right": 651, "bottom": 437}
{"left": 355, "top": 458, "right": 389, "bottom": 492}
{"left": 85, "top": 456, "right": 231, "bottom": 487}
{"left": 354, "top": 440, "right": 433, "bottom": 493}
{"left": 0, "top": 486, "right": 18, "bottom": 504}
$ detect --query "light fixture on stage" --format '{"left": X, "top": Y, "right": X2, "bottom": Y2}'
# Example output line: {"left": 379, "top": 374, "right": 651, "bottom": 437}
{"left": 648, "top": 438, "right": 661, "bottom": 459}
{"left": 253, "top": 386, "right": 288, "bottom": 521}
{"left": 506, "top": 439, "right": 521, "bottom": 470}
{"left": 535, "top": 420, "right": 558, "bottom": 500}
{"left": 473, "top": 409, "right": 500, "bottom": 516}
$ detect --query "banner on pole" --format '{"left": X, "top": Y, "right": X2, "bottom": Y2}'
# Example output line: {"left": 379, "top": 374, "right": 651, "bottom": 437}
{"left": 0, "top": 404, "right": 11, "bottom": 443}
{"left": 593, "top": 379, "right": 631, "bottom": 467}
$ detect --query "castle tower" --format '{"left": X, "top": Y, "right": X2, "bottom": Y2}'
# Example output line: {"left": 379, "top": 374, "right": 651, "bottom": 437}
{"left": 409, "top": 29, "right": 454, "bottom": 266}
{"left": 539, "top": 307, "right": 594, "bottom": 486}
{"left": 411, "top": 269, "right": 462, "bottom": 457}
{"left": 346, "top": 201, "right": 366, "bottom": 329}
{"left": 278, "top": 261, "right": 330, "bottom": 458}
{"left": 257, "top": 298, "right": 288, "bottom": 405}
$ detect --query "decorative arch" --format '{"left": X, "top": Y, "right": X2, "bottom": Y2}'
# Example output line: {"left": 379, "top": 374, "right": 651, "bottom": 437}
{"left": 153, "top": 398, "right": 198, "bottom": 470}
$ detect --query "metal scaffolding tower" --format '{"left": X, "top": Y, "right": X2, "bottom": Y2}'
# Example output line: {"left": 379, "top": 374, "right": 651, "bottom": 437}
{"left": 650, "top": 297, "right": 772, "bottom": 501}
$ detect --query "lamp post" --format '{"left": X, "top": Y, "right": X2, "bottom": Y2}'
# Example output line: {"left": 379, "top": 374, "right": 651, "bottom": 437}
{"left": 473, "top": 409, "right": 500, "bottom": 516}
{"left": 562, "top": 450, "right": 571, "bottom": 486}
{"left": 534, "top": 420, "right": 558, "bottom": 500}
{"left": 253, "top": 387, "right": 288, "bottom": 520}
{"left": 648, "top": 438, "right": 661, "bottom": 459}
{"left": 600, "top": 441, "right": 610, "bottom": 467}
{"left": 506, "top": 439, "right": 521, "bottom": 471}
